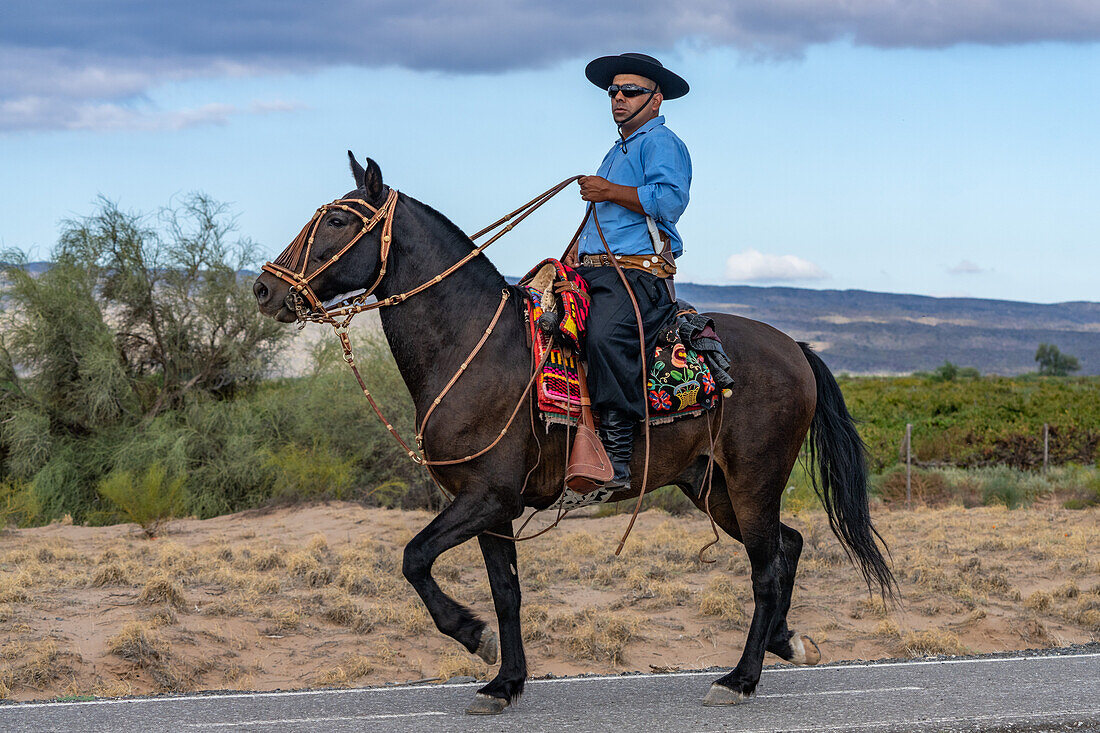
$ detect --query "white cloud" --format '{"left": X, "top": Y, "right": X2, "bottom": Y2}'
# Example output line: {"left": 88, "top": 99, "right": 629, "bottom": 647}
{"left": 0, "top": 97, "right": 304, "bottom": 132}
{"left": 4, "top": 2, "right": 1100, "bottom": 132}
{"left": 948, "top": 260, "right": 986, "bottom": 275}
{"left": 724, "top": 249, "right": 828, "bottom": 282}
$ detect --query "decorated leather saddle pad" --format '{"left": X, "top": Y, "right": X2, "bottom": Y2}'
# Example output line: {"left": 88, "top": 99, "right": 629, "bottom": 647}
{"left": 520, "top": 259, "right": 719, "bottom": 426}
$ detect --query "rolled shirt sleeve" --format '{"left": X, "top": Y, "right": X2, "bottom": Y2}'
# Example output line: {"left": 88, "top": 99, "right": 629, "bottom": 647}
{"left": 637, "top": 133, "right": 691, "bottom": 225}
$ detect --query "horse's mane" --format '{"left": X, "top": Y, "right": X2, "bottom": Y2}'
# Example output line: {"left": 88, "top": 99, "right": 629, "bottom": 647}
{"left": 400, "top": 191, "right": 509, "bottom": 291}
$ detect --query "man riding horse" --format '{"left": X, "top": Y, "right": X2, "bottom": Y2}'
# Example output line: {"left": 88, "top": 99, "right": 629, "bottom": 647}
{"left": 253, "top": 50, "right": 894, "bottom": 715}
{"left": 570, "top": 52, "right": 691, "bottom": 491}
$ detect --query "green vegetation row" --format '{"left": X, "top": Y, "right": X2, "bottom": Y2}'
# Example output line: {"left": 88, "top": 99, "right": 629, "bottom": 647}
{"left": 841, "top": 374, "right": 1100, "bottom": 470}
{"left": 2, "top": 195, "right": 1097, "bottom": 530}
{"left": 604, "top": 463, "right": 1100, "bottom": 518}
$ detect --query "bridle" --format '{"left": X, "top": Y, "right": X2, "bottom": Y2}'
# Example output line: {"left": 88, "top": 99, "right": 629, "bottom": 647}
{"left": 260, "top": 187, "right": 400, "bottom": 327}
{"left": 260, "top": 177, "right": 580, "bottom": 467}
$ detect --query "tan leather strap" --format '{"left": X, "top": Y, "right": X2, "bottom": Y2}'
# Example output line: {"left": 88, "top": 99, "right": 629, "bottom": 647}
{"left": 587, "top": 204, "right": 653, "bottom": 556}
{"left": 415, "top": 290, "right": 510, "bottom": 453}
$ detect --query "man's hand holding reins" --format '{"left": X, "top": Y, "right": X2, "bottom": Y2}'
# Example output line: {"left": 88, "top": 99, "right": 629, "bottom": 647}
{"left": 578, "top": 175, "right": 645, "bottom": 215}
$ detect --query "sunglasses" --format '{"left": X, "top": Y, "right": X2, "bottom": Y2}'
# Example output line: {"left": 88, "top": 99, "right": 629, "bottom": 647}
{"left": 607, "top": 84, "right": 656, "bottom": 98}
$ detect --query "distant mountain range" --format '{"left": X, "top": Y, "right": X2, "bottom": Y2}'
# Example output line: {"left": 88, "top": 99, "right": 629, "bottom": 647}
{"left": 10, "top": 262, "right": 1096, "bottom": 375}
{"left": 673, "top": 283, "right": 1100, "bottom": 375}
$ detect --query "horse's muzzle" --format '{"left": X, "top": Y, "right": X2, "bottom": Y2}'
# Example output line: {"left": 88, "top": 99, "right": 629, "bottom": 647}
{"left": 253, "top": 273, "right": 298, "bottom": 322}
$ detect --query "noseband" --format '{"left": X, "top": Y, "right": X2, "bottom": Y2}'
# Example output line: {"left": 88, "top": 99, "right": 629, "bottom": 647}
{"left": 261, "top": 188, "right": 400, "bottom": 325}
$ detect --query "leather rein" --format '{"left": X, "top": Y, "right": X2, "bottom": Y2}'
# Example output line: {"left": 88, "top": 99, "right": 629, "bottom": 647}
{"left": 262, "top": 177, "right": 580, "bottom": 468}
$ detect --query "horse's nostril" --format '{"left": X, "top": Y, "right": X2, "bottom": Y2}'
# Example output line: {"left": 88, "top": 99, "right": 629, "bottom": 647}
{"left": 253, "top": 280, "right": 269, "bottom": 303}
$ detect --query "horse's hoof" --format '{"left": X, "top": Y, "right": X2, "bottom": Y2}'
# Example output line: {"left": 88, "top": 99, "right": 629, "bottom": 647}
{"left": 465, "top": 692, "right": 509, "bottom": 715}
{"left": 789, "top": 634, "right": 822, "bottom": 666}
{"left": 475, "top": 628, "right": 498, "bottom": 665}
{"left": 702, "top": 683, "right": 747, "bottom": 706}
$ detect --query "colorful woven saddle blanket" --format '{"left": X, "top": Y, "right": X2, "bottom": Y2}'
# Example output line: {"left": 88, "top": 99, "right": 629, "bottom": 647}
{"left": 519, "top": 259, "right": 719, "bottom": 426}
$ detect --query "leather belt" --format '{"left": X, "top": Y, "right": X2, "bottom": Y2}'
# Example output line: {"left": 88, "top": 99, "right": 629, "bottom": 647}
{"left": 579, "top": 253, "right": 676, "bottom": 278}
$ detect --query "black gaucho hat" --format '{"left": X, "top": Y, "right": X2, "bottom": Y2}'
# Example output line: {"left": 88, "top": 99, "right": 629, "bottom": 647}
{"left": 585, "top": 52, "right": 689, "bottom": 99}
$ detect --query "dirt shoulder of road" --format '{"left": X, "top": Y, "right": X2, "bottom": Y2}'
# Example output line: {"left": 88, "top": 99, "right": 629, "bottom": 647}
{"left": 0, "top": 501, "right": 1097, "bottom": 701}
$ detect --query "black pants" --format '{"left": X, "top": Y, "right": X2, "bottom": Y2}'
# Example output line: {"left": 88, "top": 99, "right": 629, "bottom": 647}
{"left": 574, "top": 266, "right": 677, "bottom": 421}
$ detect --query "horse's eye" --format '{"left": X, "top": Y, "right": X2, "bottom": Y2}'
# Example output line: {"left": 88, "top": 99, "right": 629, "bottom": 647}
{"left": 328, "top": 216, "right": 346, "bottom": 228}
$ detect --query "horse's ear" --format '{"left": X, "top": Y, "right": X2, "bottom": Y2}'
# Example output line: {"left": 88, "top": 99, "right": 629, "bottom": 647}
{"left": 348, "top": 151, "right": 366, "bottom": 190}
{"left": 363, "top": 157, "right": 384, "bottom": 201}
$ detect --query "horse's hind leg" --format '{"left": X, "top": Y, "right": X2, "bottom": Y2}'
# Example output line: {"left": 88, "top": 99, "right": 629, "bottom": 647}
{"left": 701, "top": 501, "right": 786, "bottom": 706}
{"left": 402, "top": 490, "right": 516, "bottom": 670}
{"left": 682, "top": 473, "right": 819, "bottom": 668}
{"left": 465, "top": 524, "right": 526, "bottom": 715}
{"left": 765, "top": 523, "right": 821, "bottom": 666}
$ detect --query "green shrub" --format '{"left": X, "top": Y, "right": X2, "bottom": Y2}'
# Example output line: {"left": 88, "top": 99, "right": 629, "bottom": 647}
{"left": 263, "top": 443, "right": 355, "bottom": 502}
{"left": 930, "top": 361, "right": 960, "bottom": 382}
{"left": 97, "top": 463, "right": 185, "bottom": 537}
{"left": 979, "top": 466, "right": 1030, "bottom": 509}
{"left": 0, "top": 479, "right": 41, "bottom": 528}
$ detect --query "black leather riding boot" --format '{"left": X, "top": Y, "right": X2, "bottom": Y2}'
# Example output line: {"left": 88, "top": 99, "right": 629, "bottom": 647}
{"left": 597, "top": 408, "right": 636, "bottom": 489}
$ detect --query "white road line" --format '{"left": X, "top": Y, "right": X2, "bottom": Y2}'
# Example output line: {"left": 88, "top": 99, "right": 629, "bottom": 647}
{"left": 186, "top": 711, "right": 446, "bottom": 728}
{"left": 759, "top": 651, "right": 1100, "bottom": 674}
{"left": 1, "top": 652, "right": 1096, "bottom": 710}
{"left": 757, "top": 686, "right": 921, "bottom": 699}
{"left": 704, "top": 707, "right": 1100, "bottom": 733}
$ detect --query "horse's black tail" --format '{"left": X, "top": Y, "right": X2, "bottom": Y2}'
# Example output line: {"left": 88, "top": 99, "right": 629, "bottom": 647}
{"left": 799, "top": 343, "right": 897, "bottom": 603}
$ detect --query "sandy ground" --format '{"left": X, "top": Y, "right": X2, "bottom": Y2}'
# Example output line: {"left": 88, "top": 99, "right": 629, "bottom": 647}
{"left": 0, "top": 501, "right": 1096, "bottom": 702}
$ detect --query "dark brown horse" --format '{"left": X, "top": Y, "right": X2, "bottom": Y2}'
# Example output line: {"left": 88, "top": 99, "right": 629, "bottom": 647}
{"left": 253, "top": 154, "right": 895, "bottom": 715}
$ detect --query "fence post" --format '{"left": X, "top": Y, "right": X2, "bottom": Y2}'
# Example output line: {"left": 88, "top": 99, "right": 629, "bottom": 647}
{"left": 905, "top": 423, "right": 912, "bottom": 508}
{"left": 1043, "top": 423, "right": 1049, "bottom": 474}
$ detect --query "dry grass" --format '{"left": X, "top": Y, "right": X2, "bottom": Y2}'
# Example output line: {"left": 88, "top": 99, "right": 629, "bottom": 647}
{"left": 260, "top": 607, "right": 301, "bottom": 631}
{"left": 1026, "top": 590, "right": 1053, "bottom": 612}
{"left": 315, "top": 588, "right": 372, "bottom": 633}
{"left": 0, "top": 573, "right": 31, "bottom": 603}
{"left": 437, "top": 649, "right": 487, "bottom": 681}
{"left": 138, "top": 576, "right": 187, "bottom": 609}
{"left": 90, "top": 561, "right": 132, "bottom": 587}
{"left": 0, "top": 641, "right": 74, "bottom": 696}
{"left": 249, "top": 549, "right": 286, "bottom": 572}
{"left": 0, "top": 501, "right": 1095, "bottom": 702}
{"left": 894, "top": 629, "right": 967, "bottom": 657}
{"left": 286, "top": 551, "right": 333, "bottom": 587}
{"left": 554, "top": 609, "right": 641, "bottom": 665}
{"left": 106, "top": 621, "right": 191, "bottom": 691}
{"left": 699, "top": 576, "right": 745, "bottom": 627}
{"left": 316, "top": 655, "right": 375, "bottom": 686}
{"left": 852, "top": 597, "right": 889, "bottom": 619}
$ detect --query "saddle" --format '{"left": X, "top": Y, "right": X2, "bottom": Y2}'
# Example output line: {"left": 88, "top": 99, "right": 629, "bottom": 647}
{"left": 520, "top": 259, "right": 727, "bottom": 490}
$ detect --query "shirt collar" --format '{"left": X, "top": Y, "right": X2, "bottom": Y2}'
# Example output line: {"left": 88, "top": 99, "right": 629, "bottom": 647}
{"left": 616, "top": 115, "right": 665, "bottom": 146}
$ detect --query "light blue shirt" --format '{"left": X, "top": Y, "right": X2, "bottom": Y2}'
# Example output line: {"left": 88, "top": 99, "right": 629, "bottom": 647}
{"left": 578, "top": 116, "right": 691, "bottom": 258}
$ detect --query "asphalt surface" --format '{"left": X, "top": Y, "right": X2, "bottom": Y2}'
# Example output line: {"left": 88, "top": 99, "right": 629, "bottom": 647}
{"left": 2, "top": 649, "right": 1098, "bottom": 732}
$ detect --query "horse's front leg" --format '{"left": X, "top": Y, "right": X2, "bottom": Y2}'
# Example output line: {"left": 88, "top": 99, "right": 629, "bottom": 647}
{"left": 464, "top": 523, "right": 526, "bottom": 715}
{"left": 401, "top": 490, "right": 515, "bottom": 667}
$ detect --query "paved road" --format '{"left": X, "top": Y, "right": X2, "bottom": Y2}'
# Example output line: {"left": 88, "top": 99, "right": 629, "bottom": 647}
{"left": 3, "top": 650, "right": 1098, "bottom": 732}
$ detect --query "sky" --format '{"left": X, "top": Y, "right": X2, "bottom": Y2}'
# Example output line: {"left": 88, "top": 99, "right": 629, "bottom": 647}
{"left": 2, "top": 1, "right": 1098, "bottom": 304}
